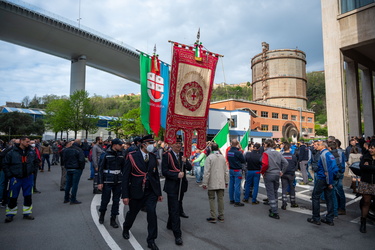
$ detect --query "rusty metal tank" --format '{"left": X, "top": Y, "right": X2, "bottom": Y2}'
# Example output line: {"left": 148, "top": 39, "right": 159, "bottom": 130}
{"left": 251, "top": 42, "right": 307, "bottom": 109}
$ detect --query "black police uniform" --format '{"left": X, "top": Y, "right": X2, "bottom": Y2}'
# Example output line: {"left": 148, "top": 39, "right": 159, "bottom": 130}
{"left": 122, "top": 149, "right": 162, "bottom": 245}
{"left": 162, "top": 150, "right": 192, "bottom": 240}
{"left": 98, "top": 146, "right": 125, "bottom": 219}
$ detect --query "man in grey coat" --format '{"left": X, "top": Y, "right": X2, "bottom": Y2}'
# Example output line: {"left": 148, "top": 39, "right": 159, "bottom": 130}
{"left": 202, "top": 143, "right": 229, "bottom": 223}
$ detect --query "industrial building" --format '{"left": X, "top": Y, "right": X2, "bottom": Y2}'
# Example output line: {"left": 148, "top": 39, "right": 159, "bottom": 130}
{"left": 321, "top": 0, "right": 375, "bottom": 146}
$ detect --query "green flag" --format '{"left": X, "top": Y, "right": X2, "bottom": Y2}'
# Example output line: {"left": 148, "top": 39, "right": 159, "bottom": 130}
{"left": 213, "top": 122, "right": 229, "bottom": 148}
{"left": 240, "top": 130, "right": 249, "bottom": 150}
{"left": 140, "top": 53, "right": 151, "bottom": 133}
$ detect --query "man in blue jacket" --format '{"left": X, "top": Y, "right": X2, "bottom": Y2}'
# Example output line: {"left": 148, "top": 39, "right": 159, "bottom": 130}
{"left": 227, "top": 139, "right": 246, "bottom": 207}
{"left": 307, "top": 140, "right": 338, "bottom": 226}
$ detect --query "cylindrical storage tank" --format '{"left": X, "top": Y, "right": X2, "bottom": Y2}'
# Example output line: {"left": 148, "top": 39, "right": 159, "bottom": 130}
{"left": 251, "top": 43, "right": 307, "bottom": 109}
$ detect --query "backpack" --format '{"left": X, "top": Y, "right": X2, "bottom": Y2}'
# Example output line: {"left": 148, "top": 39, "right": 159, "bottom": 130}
{"left": 88, "top": 149, "right": 93, "bottom": 162}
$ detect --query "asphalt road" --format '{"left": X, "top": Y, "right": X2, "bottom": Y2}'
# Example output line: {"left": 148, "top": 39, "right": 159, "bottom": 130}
{"left": 0, "top": 162, "right": 374, "bottom": 250}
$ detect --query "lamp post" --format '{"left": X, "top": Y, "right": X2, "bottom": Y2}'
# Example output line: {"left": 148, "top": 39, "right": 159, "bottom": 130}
{"left": 298, "top": 107, "right": 302, "bottom": 139}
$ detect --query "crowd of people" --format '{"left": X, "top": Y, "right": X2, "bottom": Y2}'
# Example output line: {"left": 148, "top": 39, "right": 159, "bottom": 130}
{"left": 0, "top": 134, "right": 374, "bottom": 249}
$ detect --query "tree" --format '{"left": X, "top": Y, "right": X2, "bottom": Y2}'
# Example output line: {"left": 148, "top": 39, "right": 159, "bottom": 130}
{"left": 44, "top": 98, "right": 71, "bottom": 140}
{"left": 0, "top": 112, "right": 45, "bottom": 135}
{"left": 119, "top": 108, "right": 144, "bottom": 138}
{"left": 81, "top": 98, "right": 99, "bottom": 139}
{"left": 67, "top": 90, "right": 93, "bottom": 139}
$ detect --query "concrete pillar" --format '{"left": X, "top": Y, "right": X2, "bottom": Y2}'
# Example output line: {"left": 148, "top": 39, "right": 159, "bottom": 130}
{"left": 321, "top": 0, "right": 348, "bottom": 148}
{"left": 70, "top": 55, "right": 86, "bottom": 95}
{"left": 345, "top": 61, "right": 361, "bottom": 137}
{"left": 362, "top": 69, "right": 375, "bottom": 137}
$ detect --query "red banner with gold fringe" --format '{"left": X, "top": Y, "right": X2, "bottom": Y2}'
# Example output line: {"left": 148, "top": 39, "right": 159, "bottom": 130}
{"left": 165, "top": 42, "right": 220, "bottom": 157}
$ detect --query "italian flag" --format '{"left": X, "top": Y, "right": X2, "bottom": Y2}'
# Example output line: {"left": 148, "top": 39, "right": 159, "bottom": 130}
{"left": 140, "top": 53, "right": 169, "bottom": 136}
{"left": 213, "top": 122, "right": 230, "bottom": 155}
{"left": 240, "top": 129, "right": 249, "bottom": 152}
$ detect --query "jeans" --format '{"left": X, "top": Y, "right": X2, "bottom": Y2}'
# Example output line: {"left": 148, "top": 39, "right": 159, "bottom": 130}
{"left": 229, "top": 169, "right": 242, "bottom": 203}
{"left": 244, "top": 170, "right": 260, "bottom": 202}
{"left": 90, "top": 162, "right": 95, "bottom": 179}
{"left": 194, "top": 166, "right": 203, "bottom": 183}
{"left": 314, "top": 172, "right": 325, "bottom": 200}
{"left": 65, "top": 169, "right": 83, "bottom": 202}
{"left": 306, "top": 164, "right": 313, "bottom": 180}
{"left": 333, "top": 173, "right": 346, "bottom": 215}
{"left": 42, "top": 154, "right": 51, "bottom": 170}
{"left": 312, "top": 178, "right": 334, "bottom": 222}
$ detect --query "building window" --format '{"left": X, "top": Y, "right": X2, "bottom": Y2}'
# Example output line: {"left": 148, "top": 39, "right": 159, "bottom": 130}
{"left": 341, "top": 0, "right": 375, "bottom": 14}
{"left": 308, "top": 128, "right": 313, "bottom": 133}
{"left": 282, "top": 114, "right": 288, "bottom": 120}
{"left": 230, "top": 115, "right": 237, "bottom": 128}
{"left": 307, "top": 117, "right": 313, "bottom": 123}
{"left": 261, "top": 111, "right": 268, "bottom": 118}
{"left": 272, "top": 112, "right": 279, "bottom": 119}
{"left": 291, "top": 115, "right": 297, "bottom": 121}
{"left": 272, "top": 125, "right": 279, "bottom": 131}
{"left": 261, "top": 124, "right": 268, "bottom": 131}
{"left": 301, "top": 116, "right": 305, "bottom": 122}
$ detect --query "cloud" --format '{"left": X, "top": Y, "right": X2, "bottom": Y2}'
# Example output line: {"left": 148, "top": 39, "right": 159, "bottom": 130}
{"left": 0, "top": 0, "right": 323, "bottom": 105}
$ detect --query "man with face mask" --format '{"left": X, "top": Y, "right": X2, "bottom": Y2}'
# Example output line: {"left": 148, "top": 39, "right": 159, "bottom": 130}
{"left": 97, "top": 139, "right": 126, "bottom": 228}
{"left": 122, "top": 135, "right": 163, "bottom": 250}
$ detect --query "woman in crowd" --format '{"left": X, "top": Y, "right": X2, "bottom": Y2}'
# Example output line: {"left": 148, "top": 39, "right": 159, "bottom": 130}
{"left": 347, "top": 146, "right": 362, "bottom": 193}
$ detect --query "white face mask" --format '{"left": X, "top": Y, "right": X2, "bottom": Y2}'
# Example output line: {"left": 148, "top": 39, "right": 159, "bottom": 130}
{"left": 31, "top": 144, "right": 36, "bottom": 147}
{"left": 146, "top": 144, "right": 154, "bottom": 153}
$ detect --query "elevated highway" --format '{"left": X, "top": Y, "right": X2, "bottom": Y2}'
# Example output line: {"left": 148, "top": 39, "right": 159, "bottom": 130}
{"left": 0, "top": 0, "right": 140, "bottom": 94}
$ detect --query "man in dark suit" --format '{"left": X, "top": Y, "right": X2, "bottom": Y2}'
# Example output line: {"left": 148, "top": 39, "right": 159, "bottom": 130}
{"left": 122, "top": 135, "right": 162, "bottom": 250}
{"left": 162, "top": 137, "right": 192, "bottom": 246}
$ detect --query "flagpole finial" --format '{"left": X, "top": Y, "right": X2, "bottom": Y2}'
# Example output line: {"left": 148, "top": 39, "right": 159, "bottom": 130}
{"left": 196, "top": 28, "right": 200, "bottom": 43}
{"left": 153, "top": 44, "right": 157, "bottom": 55}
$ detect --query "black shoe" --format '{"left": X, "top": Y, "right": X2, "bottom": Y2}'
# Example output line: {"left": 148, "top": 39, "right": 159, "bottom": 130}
{"left": 166, "top": 225, "right": 172, "bottom": 230}
{"left": 110, "top": 216, "right": 119, "bottom": 228}
{"left": 263, "top": 201, "right": 269, "bottom": 205}
{"left": 70, "top": 200, "right": 82, "bottom": 205}
{"left": 242, "top": 199, "right": 249, "bottom": 203}
{"left": 93, "top": 189, "right": 102, "bottom": 194}
{"left": 33, "top": 189, "right": 41, "bottom": 194}
{"left": 360, "top": 217, "right": 367, "bottom": 233}
{"left": 122, "top": 229, "right": 130, "bottom": 239}
{"left": 263, "top": 198, "right": 269, "bottom": 202}
{"left": 99, "top": 212, "right": 105, "bottom": 224}
{"left": 291, "top": 203, "right": 299, "bottom": 208}
{"left": 87, "top": 178, "right": 94, "bottom": 180}
{"left": 269, "top": 212, "right": 280, "bottom": 219}
{"left": 281, "top": 205, "right": 287, "bottom": 210}
{"left": 60, "top": 188, "right": 65, "bottom": 191}
{"left": 234, "top": 202, "right": 244, "bottom": 207}
{"left": 180, "top": 212, "right": 189, "bottom": 218}
{"left": 230, "top": 200, "right": 235, "bottom": 204}
{"left": 148, "top": 242, "right": 159, "bottom": 250}
{"left": 175, "top": 237, "right": 183, "bottom": 246}
{"left": 5, "top": 216, "right": 13, "bottom": 223}
{"left": 23, "top": 214, "right": 35, "bottom": 220}
{"left": 307, "top": 218, "right": 321, "bottom": 225}
{"left": 252, "top": 201, "right": 260, "bottom": 205}
{"left": 321, "top": 218, "right": 334, "bottom": 226}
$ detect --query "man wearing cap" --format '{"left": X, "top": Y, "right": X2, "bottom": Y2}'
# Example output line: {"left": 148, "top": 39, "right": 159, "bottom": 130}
{"left": 122, "top": 135, "right": 163, "bottom": 250}
{"left": 97, "top": 138, "right": 126, "bottom": 228}
{"left": 162, "top": 137, "right": 192, "bottom": 246}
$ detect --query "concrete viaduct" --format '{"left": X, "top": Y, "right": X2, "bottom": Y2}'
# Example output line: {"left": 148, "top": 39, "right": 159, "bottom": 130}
{"left": 0, "top": 0, "right": 140, "bottom": 95}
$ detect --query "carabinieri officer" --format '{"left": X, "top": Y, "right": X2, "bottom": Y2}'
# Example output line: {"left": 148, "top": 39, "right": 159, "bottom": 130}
{"left": 122, "top": 135, "right": 162, "bottom": 250}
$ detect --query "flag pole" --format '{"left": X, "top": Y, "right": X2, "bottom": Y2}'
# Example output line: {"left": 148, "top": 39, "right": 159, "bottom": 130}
{"left": 178, "top": 131, "right": 184, "bottom": 201}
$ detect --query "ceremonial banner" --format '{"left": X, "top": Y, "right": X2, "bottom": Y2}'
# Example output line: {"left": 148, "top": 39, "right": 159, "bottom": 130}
{"left": 165, "top": 42, "right": 220, "bottom": 157}
{"left": 140, "top": 53, "right": 169, "bottom": 136}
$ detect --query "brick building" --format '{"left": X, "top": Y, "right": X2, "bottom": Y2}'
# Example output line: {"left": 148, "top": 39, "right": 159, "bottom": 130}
{"left": 210, "top": 99, "right": 315, "bottom": 140}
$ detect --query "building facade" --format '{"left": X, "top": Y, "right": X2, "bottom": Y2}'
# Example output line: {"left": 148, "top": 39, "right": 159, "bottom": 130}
{"left": 321, "top": 0, "right": 375, "bottom": 146}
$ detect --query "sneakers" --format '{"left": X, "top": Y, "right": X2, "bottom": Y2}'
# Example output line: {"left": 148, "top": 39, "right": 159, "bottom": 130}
{"left": 307, "top": 218, "right": 321, "bottom": 225}
{"left": 234, "top": 202, "right": 245, "bottom": 207}
{"left": 308, "top": 178, "right": 313, "bottom": 182}
{"left": 70, "top": 200, "right": 82, "bottom": 205}
{"left": 299, "top": 182, "right": 308, "bottom": 185}
{"left": 217, "top": 217, "right": 224, "bottom": 223}
{"left": 206, "top": 217, "right": 217, "bottom": 223}
{"left": 242, "top": 199, "right": 249, "bottom": 203}
{"left": 269, "top": 212, "right": 280, "bottom": 219}
{"left": 291, "top": 203, "right": 299, "bottom": 208}
{"left": 321, "top": 218, "right": 334, "bottom": 226}
{"left": 23, "top": 214, "right": 35, "bottom": 220}
{"left": 229, "top": 200, "right": 235, "bottom": 204}
{"left": 263, "top": 201, "right": 269, "bottom": 205}
{"left": 5, "top": 216, "right": 13, "bottom": 223}
{"left": 252, "top": 201, "right": 260, "bottom": 205}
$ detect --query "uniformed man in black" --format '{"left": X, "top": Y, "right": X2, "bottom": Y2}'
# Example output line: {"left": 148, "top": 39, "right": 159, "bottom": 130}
{"left": 122, "top": 135, "right": 162, "bottom": 250}
{"left": 162, "top": 137, "right": 192, "bottom": 246}
{"left": 97, "top": 138, "right": 125, "bottom": 228}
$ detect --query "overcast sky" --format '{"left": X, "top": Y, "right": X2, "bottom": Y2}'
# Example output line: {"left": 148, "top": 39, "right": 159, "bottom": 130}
{"left": 0, "top": 0, "right": 323, "bottom": 105}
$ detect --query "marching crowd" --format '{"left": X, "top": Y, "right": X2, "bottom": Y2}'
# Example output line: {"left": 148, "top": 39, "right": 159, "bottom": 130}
{"left": 0, "top": 134, "right": 374, "bottom": 249}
